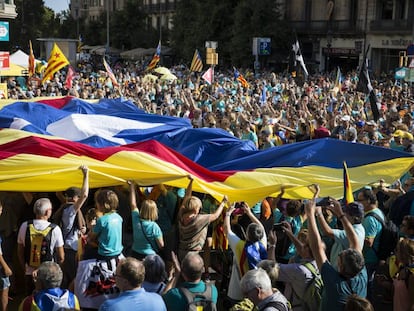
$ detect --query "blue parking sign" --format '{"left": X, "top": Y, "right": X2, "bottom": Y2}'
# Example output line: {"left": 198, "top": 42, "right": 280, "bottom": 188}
{"left": 259, "top": 38, "right": 271, "bottom": 56}
{"left": 0, "top": 22, "right": 9, "bottom": 41}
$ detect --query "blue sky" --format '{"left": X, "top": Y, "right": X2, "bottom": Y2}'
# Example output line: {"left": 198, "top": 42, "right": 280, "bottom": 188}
{"left": 44, "top": 0, "right": 69, "bottom": 13}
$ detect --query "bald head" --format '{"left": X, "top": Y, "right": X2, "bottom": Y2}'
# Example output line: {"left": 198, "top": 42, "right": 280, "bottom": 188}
{"left": 181, "top": 252, "right": 204, "bottom": 282}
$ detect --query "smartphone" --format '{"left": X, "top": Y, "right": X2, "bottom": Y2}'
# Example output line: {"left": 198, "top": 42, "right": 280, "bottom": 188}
{"left": 273, "top": 223, "right": 285, "bottom": 232}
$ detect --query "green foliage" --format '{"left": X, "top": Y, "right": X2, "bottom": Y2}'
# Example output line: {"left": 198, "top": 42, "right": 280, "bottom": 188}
{"left": 171, "top": 0, "right": 292, "bottom": 69}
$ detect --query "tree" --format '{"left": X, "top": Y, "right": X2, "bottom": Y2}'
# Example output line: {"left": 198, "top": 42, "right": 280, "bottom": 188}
{"left": 171, "top": 0, "right": 291, "bottom": 69}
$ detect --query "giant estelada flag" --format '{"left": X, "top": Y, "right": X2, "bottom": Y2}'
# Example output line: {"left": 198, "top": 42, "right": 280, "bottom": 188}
{"left": 0, "top": 97, "right": 413, "bottom": 204}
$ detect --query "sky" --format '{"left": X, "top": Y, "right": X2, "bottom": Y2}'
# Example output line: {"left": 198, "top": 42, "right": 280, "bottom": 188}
{"left": 44, "top": 0, "right": 69, "bottom": 13}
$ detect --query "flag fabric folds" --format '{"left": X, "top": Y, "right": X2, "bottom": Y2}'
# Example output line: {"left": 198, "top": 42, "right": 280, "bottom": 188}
{"left": 103, "top": 57, "right": 119, "bottom": 87}
{"left": 343, "top": 161, "right": 354, "bottom": 205}
{"left": 202, "top": 67, "right": 214, "bottom": 84}
{"left": 0, "top": 97, "right": 413, "bottom": 204}
{"left": 233, "top": 67, "right": 249, "bottom": 88}
{"left": 65, "top": 66, "right": 75, "bottom": 89}
{"left": 28, "top": 40, "right": 35, "bottom": 77}
{"left": 190, "top": 49, "right": 203, "bottom": 72}
{"left": 356, "top": 48, "right": 380, "bottom": 122}
{"left": 146, "top": 41, "right": 161, "bottom": 71}
{"left": 292, "top": 40, "right": 309, "bottom": 76}
{"left": 42, "top": 43, "right": 70, "bottom": 84}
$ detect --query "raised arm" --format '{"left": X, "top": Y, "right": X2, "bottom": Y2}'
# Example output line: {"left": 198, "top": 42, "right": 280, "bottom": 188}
{"left": 282, "top": 221, "right": 306, "bottom": 257}
{"left": 74, "top": 165, "right": 89, "bottom": 212}
{"left": 304, "top": 185, "right": 327, "bottom": 270}
{"left": 208, "top": 195, "right": 228, "bottom": 223}
{"left": 315, "top": 204, "right": 334, "bottom": 239}
{"left": 328, "top": 199, "right": 362, "bottom": 253}
{"left": 128, "top": 181, "right": 138, "bottom": 211}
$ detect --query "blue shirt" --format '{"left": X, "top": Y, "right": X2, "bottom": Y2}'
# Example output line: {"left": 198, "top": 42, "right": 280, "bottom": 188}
{"left": 131, "top": 209, "right": 163, "bottom": 255}
{"left": 93, "top": 212, "right": 123, "bottom": 257}
{"left": 320, "top": 261, "right": 367, "bottom": 311}
{"left": 362, "top": 208, "right": 384, "bottom": 264}
{"left": 99, "top": 288, "right": 166, "bottom": 311}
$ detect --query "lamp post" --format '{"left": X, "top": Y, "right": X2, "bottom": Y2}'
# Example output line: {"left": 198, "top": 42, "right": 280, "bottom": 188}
{"left": 106, "top": 0, "right": 110, "bottom": 55}
{"left": 326, "top": 31, "right": 332, "bottom": 73}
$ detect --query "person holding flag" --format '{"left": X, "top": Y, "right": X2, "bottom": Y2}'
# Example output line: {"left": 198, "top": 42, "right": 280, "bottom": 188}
{"left": 41, "top": 43, "right": 70, "bottom": 84}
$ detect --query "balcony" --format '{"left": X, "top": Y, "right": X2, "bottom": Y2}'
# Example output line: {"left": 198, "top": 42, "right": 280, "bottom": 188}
{"left": 290, "top": 20, "right": 364, "bottom": 35}
{"left": 0, "top": 1, "right": 17, "bottom": 19}
{"left": 144, "top": 2, "right": 176, "bottom": 14}
{"left": 369, "top": 19, "right": 412, "bottom": 34}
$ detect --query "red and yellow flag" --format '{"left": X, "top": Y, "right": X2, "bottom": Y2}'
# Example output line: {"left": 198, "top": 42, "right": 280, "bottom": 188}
{"left": 28, "top": 40, "right": 35, "bottom": 77}
{"left": 42, "top": 43, "right": 70, "bottom": 84}
{"left": 343, "top": 161, "right": 354, "bottom": 205}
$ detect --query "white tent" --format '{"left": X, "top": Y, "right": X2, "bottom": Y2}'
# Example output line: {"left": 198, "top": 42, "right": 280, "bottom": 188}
{"left": 10, "top": 49, "right": 29, "bottom": 68}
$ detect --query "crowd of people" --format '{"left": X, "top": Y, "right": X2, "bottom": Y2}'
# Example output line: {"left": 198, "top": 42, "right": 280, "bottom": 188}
{"left": 0, "top": 61, "right": 414, "bottom": 311}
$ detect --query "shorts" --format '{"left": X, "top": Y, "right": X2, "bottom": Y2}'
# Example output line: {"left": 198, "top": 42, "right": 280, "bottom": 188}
{"left": 0, "top": 276, "right": 10, "bottom": 290}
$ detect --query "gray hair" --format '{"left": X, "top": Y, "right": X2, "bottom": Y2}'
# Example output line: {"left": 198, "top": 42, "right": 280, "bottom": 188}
{"left": 33, "top": 198, "right": 52, "bottom": 216}
{"left": 37, "top": 261, "right": 63, "bottom": 289}
{"left": 240, "top": 268, "right": 272, "bottom": 295}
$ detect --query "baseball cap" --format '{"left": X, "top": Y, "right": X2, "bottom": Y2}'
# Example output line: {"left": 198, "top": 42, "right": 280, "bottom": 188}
{"left": 393, "top": 130, "right": 405, "bottom": 137}
{"left": 403, "top": 132, "right": 414, "bottom": 141}
{"left": 345, "top": 202, "right": 364, "bottom": 218}
{"left": 366, "top": 120, "right": 376, "bottom": 126}
{"left": 341, "top": 115, "right": 351, "bottom": 122}
{"left": 64, "top": 187, "right": 81, "bottom": 198}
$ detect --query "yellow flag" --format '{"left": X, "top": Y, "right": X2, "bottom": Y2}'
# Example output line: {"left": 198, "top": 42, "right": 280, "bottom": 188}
{"left": 42, "top": 43, "right": 69, "bottom": 84}
{"left": 343, "top": 161, "right": 354, "bottom": 205}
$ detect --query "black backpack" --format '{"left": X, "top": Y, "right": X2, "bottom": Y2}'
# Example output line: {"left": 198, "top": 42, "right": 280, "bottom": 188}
{"left": 180, "top": 283, "right": 217, "bottom": 311}
{"left": 366, "top": 212, "right": 399, "bottom": 260}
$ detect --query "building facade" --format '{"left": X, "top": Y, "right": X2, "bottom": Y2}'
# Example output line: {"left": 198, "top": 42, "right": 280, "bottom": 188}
{"left": 284, "top": 0, "right": 414, "bottom": 75}
{"left": 69, "top": 0, "right": 414, "bottom": 74}
{"left": 0, "top": 0, "right": 17, "bottom": 19}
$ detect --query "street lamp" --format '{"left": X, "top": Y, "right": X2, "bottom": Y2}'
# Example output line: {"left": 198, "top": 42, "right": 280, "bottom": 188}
{"left": 326, "top": 31, "right": 332, "bottom": 73}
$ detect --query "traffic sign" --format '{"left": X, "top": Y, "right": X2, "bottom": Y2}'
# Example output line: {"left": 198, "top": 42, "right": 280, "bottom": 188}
{"left": 409, "top": 58, "right": 414, "bottom": 68}
{"left": 406, "top": 68, "right": 414, "bottom": 83}
{"left": 395, "top": 67, "right": 407, "bottom": 80}
{"left": 0, "top": 22, "right": 9, "bottom": 42}
{"left": 408, "top": 44, "right": 414, "bottom": 56}
{"left": 258, "top": 38, "right": 271, "bottom": 56}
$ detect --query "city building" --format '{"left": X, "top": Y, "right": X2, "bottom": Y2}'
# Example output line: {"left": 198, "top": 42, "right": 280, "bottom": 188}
{"left": 0, "top": 0, "right": 17, "bottom": 19}
{"left": 286, "top": 0, "right": 414, "bottom": 75}
{"left": 69, "top": 0, "right": 414, "bottom": 74}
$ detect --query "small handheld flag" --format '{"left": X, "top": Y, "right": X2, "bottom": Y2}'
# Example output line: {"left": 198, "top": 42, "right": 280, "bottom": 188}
{"left": 202, "top": 67, "right": 214, "bottom": 84}
{"left": 233, "top": 67, "right": 249, "bottom": 88}
{"left": 28, "top": 40, "right": 35, "bottom": 77}
{"left": 190, "top": 49, "right": 203, "bottom": 72}
{"left": 343, "top": 161, "right": 354, "bottom": 205}
{"left": 42, "top": 43, "right": 70, "bottom": 84}
{"left": 103, "top": 57, "right": 119, "bottom": 87}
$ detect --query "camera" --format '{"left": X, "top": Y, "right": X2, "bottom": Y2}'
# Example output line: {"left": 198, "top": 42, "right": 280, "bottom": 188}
{"left": 273, "top": 223, "right": 285, "bottom": 232}
{"left": 318, "top": 197, "right": 333, "bottom": 207}
{"left": 232, "top": 202, "right": 245, "bottom": 215}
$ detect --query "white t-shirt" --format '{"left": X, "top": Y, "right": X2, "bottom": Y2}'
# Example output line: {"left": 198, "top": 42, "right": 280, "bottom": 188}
{"left": 61, "top": 204, "right": 81, "bottom": 251}
{"left": 227, "top": 230, "right": 267, "bottom": 301}
{"left": 17, "top": 219, "right": 64, "bottom": 275}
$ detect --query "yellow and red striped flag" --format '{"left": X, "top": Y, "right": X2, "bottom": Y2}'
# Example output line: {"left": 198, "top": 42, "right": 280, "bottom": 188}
{"left": 233, "top": 67, "right": 249, "bottom": 88}
{"left": 190, "top": 49, "right": 203, "bottom": 72}
{"left": 41, "top": 43, "right": 69, "bottom": 84}
{"left": 28, "top": 40, "right": 35, "bottom": 77}
{"left": 343, "top": 161, "right": 354, "bottom": 205}
{"left": 103, "top": 57, "right": 119, "bottom": 87}
{"left": 146, "top": 41, "right": 161, "bottom": 71}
